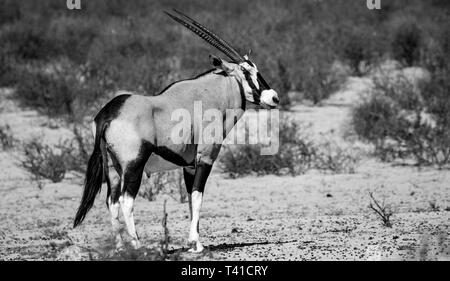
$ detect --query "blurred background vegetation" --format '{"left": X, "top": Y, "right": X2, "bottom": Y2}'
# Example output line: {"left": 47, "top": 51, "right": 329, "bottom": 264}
{"left": 0, "top": 0, "right": 449, "bottom": 184}
{"left": 0, "top": 0, "right": 448, "bottom": 113}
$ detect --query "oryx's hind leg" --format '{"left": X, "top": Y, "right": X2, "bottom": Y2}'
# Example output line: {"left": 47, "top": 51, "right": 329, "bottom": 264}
{"left": 119, "top": 149, "right": 151, "bottom": 249}
{"left": 104, "top": 148, "right": 124, "bottom": 249}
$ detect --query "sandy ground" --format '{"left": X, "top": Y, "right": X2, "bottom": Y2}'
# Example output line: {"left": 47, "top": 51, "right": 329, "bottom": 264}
{"left": 0, "top": 73, "right": 449, "bottom": 260}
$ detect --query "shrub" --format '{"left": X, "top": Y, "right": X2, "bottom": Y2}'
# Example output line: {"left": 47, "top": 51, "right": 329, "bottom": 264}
{"left": 46, "top": 16, "right": 100, "bottom": 64}
{"left": 392, "top": 22, "right": 422, "bottom": 66}
{"left": 353, "top": 65, "right": 450, "bottom": 168}
{"left": 352, "top": 95, "right": 401, "bottom": 144}
{"left": 220, "top": 118, "right": 359, "bottom": 177}
{"left": 55, "top": 126, "right": 93, "bottom": 174}
{"left": 139, "top": 169, "right": 188, "bottom": 203}
{"left": 0, "top": 48, "right": 19, "bottom": 87}
{"left": 314, "top": 141, "right": 361, "bottom": 174}
{"left": 0, "top": 0, "right": 21, "bottom": 25}
{"left": 300, "top": 61, "right": 342, "bottom": 104}
{"left": 19, "top": 127, "right": 93, "bottom": 184}
{"left": 0, "top": 20, "right": 56, "bottom": 61}
{"left": 14, "top": 62, "right": 104, "bottom": 118}
{"left": 369, "top": 191, "right": 393, "bottom": 228}
{"left": 20, "top": 138, "right": 67, "bottom": 183}
{"left": 220, "top": 119, "right": 316, "bottom": 177}
{"left": 340, "top": 27, "right": 374, "bottom": 76}
{"left": 0, "top": 124, "right": 15, "bottom": 150}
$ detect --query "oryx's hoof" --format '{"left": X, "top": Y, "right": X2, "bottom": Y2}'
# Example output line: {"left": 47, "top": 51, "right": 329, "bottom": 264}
{"left": 188, "top": 241, "right": 204, "bottom": 253}
{"left": 131, "top": 239, "right": 141, "bottom": 250}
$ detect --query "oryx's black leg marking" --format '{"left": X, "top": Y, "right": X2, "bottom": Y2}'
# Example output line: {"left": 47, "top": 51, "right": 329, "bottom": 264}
{"left": 122, "top": 142, "right": 153, "bottom": 198}
{"left": 119, "top": 141, "right": 152, "bottom": 249}
{"left": 106, "top": 147, "right": 123, "bottom": 206}
{"left": 183, "top": 168, "right": 195, "bottom": 194}
{"left": 192, "top": 162, "right": 212, "bottom": 193}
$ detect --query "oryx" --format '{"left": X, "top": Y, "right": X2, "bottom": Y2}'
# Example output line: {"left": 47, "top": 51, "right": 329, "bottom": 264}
{"left": 73, "top": 10, "right": 279, "bottom": 252}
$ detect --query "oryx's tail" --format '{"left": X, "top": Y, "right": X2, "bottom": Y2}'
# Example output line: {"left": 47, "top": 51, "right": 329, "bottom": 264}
{"left": 73, "top": 120, "right": 108, "bottom": 228}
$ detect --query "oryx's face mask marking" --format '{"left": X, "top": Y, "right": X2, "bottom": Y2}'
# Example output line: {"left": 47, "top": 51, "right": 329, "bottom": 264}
{"left": 211, "top": 55, "right": 279, "bottom": 109}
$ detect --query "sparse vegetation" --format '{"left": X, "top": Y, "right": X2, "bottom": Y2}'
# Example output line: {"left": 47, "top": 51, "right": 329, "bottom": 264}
{"left": 368, "top": 192, "right": 393, "bottom": 228}
{"left": 19, "top": 132, "right": 91, "bottom": 184}
{"left": 0, "top": 124, "right": 14, "bottom": 150}
{"left": 97, "top": 200, "right": 180, "bottom": 261}
{"left": 139, "top": 169, "right": 188, "bottom": 203}
{"left": 4, "top": 0, "right": 441, "bottom": 114}
{"left": 353, "top": 66, "right": 450, "bottom": 168}
{"left": 429, "top": 200, "right": 440, "bottom": 212}
{"left": 20, "top": 138, "right": 67, "bottom": 183}
{"left": 391, "top": 21, "right": 422, "bottom": 66}
{"left": 314, "top": 141, "right": 361, "bottom": 174}
{"left": 220, "top": 118, "right": 360, "bottom": 177}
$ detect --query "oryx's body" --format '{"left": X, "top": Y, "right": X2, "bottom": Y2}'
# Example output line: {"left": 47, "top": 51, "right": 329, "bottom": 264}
{"left": 73, "top": 10, "right": 279, "bottom": 252}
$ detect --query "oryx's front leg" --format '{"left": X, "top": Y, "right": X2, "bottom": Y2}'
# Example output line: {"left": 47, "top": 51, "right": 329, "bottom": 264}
{"left": 186, "top": 161, "right": 212, "bottom": 253}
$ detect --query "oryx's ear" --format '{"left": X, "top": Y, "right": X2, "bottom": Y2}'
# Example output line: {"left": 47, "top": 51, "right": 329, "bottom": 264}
{"left": 209, "top": 55, "right": 233, "bottom": 74}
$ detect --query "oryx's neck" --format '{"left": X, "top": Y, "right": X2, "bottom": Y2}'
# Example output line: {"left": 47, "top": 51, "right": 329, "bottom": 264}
{"left": 158, "top": 70, "right": 246, "bottom": 114}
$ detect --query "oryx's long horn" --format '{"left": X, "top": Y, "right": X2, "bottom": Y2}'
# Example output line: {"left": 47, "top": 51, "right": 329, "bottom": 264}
{"left": 165, "top": 9, "right": 244, "bottom": 63}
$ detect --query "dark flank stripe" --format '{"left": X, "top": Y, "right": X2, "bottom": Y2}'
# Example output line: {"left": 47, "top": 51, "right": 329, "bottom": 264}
{"left": 152, "top": 145, "right": 195, "bottom": 167}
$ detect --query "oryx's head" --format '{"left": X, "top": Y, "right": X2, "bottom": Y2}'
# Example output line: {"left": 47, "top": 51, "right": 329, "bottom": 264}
{"left": 166, "top": 9, "right": 279, "bottom": 109}
{"left": 209, "top": 55, "right": 279, "bottom": 108}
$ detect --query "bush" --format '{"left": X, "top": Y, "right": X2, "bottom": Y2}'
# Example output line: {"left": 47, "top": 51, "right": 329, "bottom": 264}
{"left": 220, "top": 119, "right": 316, "bottom": 177}
{"left": 56, "top": 125, "right": 94, "bottom": 174}
{"left": 0, "top": 124, "right": 15, "bottom": 150}
{"left": 14, "top": 61, "right": 104, "bottom": 118}
{"left": 2, "top": 0, "right": 448, "bottom": 110}
{"left": 19, "top": 126, "right": 93, "bottom": 184}
{"left": 0, "top": 0, "right": 21, "bottom": 25}
{"left": 139, "top": 169, "right": 188, "bottom": 203}
{"left": 0, "top": 47, "right": 19, "bottom": 87}
{"left": 352, "top": 95, "right": 401, "bottom": 143}
{"left": 392, "top": 22, "right": 422, "bottom": 66}
{"left": 340, "top": 27, "right": 374, "bottom": 76}
{"left": 0, "top": 20, "right": 56, "bottom": 61}
{"left": 220, "top": 118, "right": 359, "bottom": 177}
{"left": 369, "top": 191, "right": 393, "bottom": 228}
{"left": 314, "top": 141, "right": 361, "bottom": 174}
{"left": 353, "top": 65, "right": 450, "bottom": 168}
{"left": 20, "top": 138, "right": 68, "bottom": 183}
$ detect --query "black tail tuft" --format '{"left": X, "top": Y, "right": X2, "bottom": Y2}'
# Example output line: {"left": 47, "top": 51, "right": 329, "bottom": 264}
{"left": 73, "top": 122, "right": 107, "bottom": 228}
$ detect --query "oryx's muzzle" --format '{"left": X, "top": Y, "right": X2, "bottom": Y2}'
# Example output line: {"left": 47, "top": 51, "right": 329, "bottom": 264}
{"left": 260, "top": 89, "right": 279, "bottom": 108}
